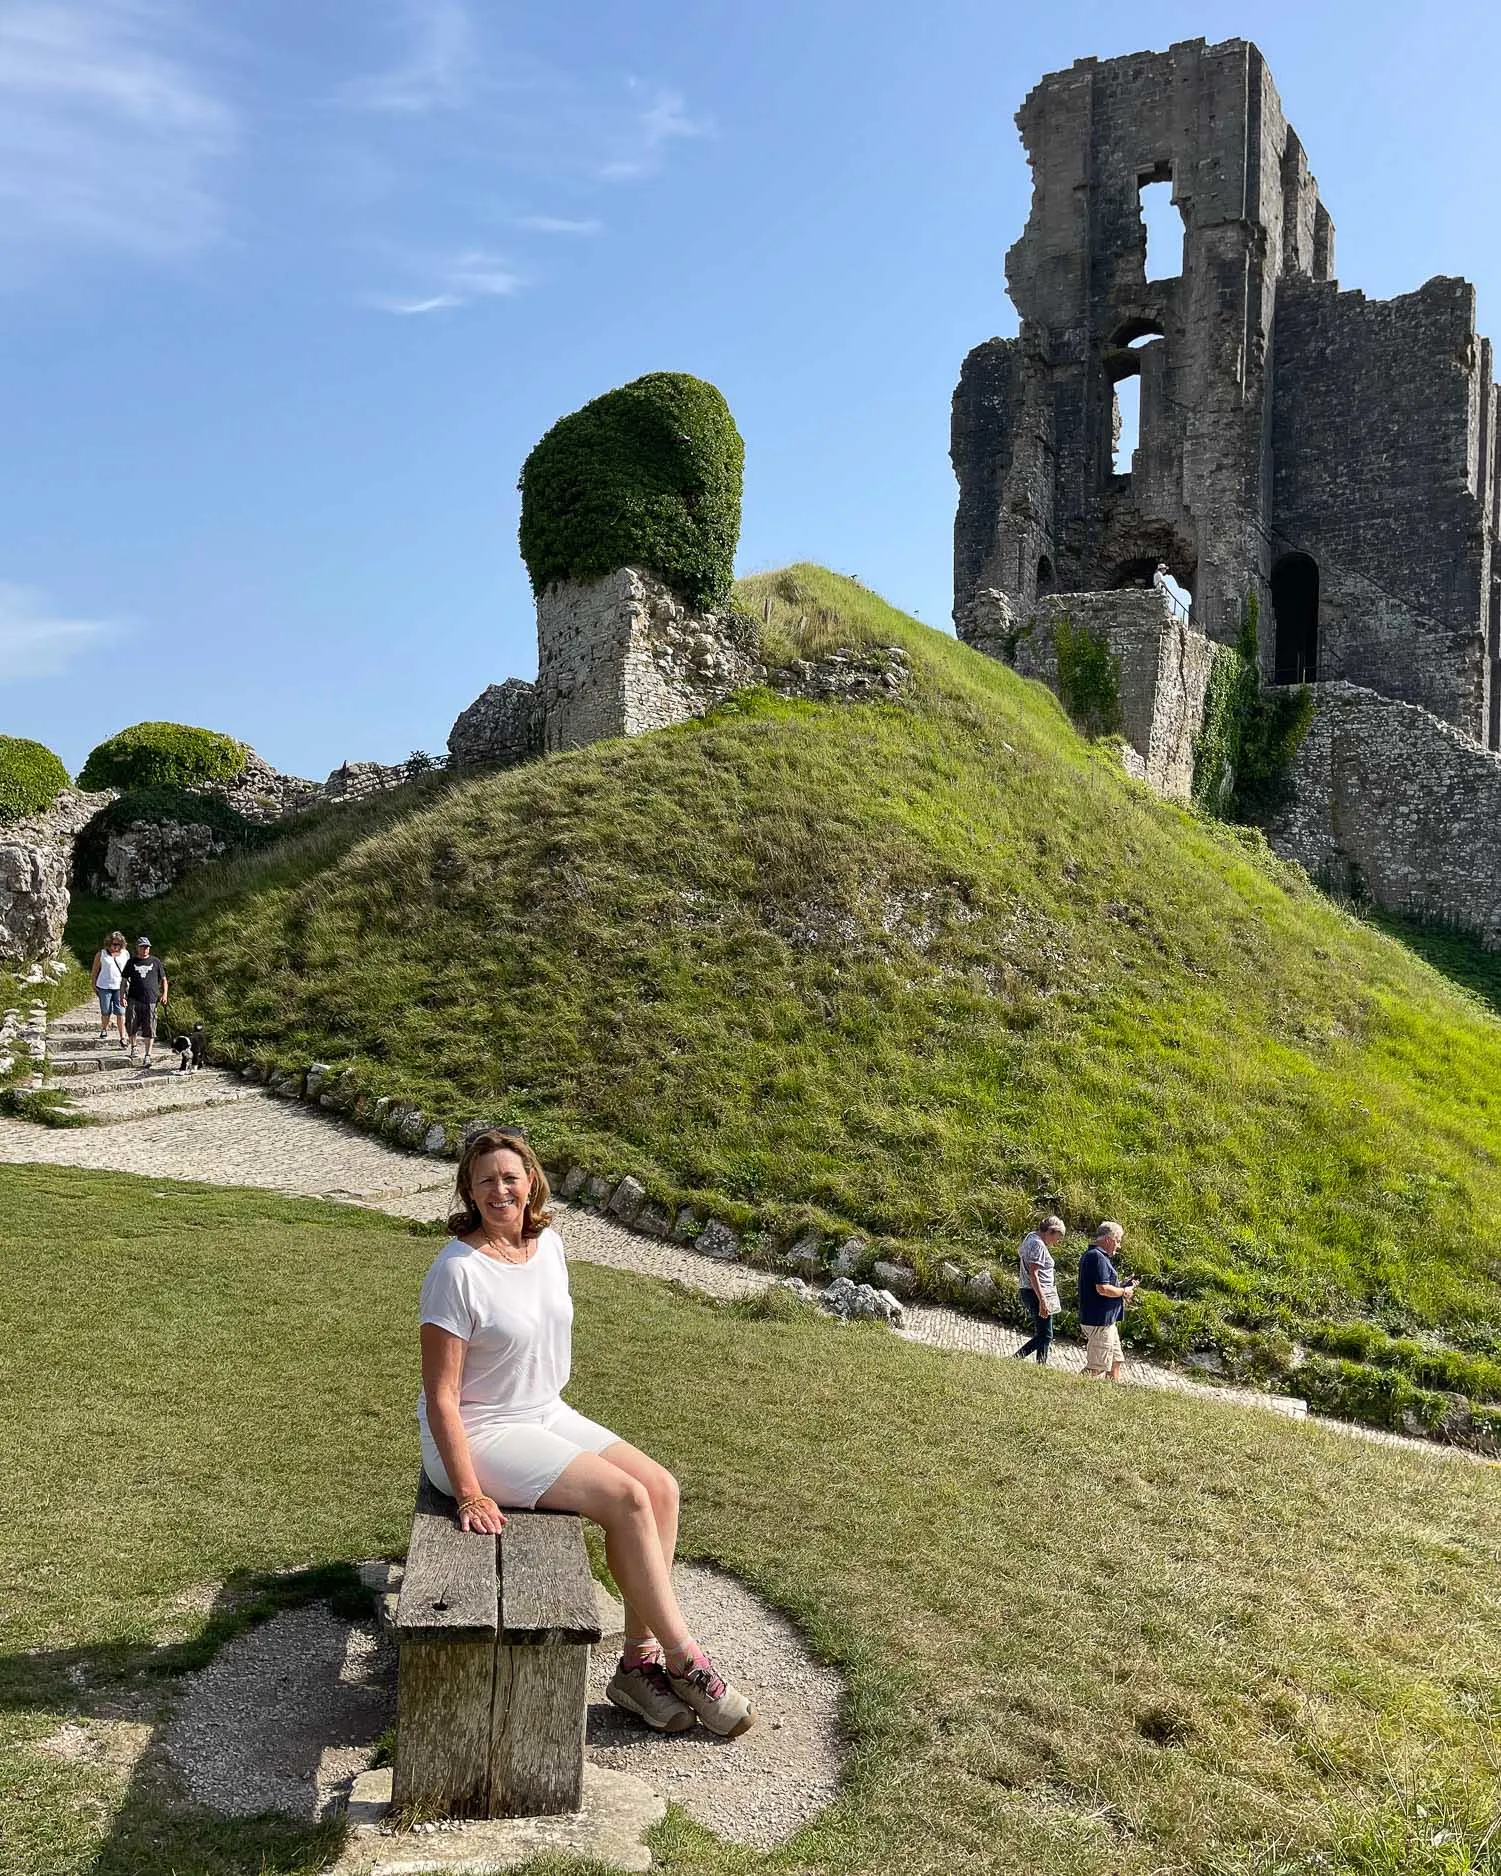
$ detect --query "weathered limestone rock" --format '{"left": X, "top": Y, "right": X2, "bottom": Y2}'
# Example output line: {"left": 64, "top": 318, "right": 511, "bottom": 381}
{"left": 608, "top": 1176, "right": 647, "bottom": 1224}
{"left": 0, "top": 789, "right": 112, "bottom": 964}
{"left": 870, "top": 1259, "right": 918, "bottom": 1300}
{"left": 95, "top": 816, "right": 229, "bottom": 901}
{"left": 831, "top": 1238, "right": 867, "bottom": 1278}
{"left": 447, "top": 679, "right": 542, "bottom": 769}
{"left": 696, "top": 1219, "right": 741, "bottom": 1261}
{"left": 537, "top": 567, "right": 757, "bottom": 754}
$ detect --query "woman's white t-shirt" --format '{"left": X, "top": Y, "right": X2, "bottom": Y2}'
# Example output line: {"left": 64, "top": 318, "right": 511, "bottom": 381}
{"left": 96, "top": 949, "right": 124, "bottom": 992}
{"left": 416, "top": 1229, "right": 574, "bottom": 1431}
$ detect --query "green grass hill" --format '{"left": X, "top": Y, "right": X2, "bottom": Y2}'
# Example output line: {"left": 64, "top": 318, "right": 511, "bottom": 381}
{"left": 67, "top": 566, "right": 1501, "bottom": 1438}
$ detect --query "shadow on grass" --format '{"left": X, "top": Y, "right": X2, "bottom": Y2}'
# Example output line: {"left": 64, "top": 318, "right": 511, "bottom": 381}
{"left": 1, "top": 1563, "right": 375, "bottom": 1876}
{"left": 1369, "top": 910, "right": 1501, "bottom": 1019}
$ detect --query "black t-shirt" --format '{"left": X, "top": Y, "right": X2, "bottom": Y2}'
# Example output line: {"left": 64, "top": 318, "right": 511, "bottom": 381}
{"left": 121, "top": 957, "right": 166, "bottom": 1004}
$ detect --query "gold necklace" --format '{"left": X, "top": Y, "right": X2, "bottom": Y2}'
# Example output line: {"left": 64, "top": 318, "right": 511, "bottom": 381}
{"left": 479, "top": 1232, "right": 531, "bottom": 1264}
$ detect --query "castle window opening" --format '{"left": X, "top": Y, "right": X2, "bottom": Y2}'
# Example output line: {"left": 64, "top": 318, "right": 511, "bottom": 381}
{"left": 1112, "top": 369, "right": 1141, "bottom": 476}
{"left": 1036, "top": 555, "right": 1056, "bottom": 596}
{"left": 1138, "top": 175, "right": 1185, "bottom": 281}
{"left": 1272, "top": 552, "right": 1320, "bottom": 684}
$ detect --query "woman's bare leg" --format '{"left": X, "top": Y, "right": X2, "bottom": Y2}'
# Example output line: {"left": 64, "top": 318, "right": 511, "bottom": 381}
{"left": 596, "top": 1442, "right": 679, "bottom": 1647}
{"left": 536, "top": 1452, "right": 692, "bottom": 1654}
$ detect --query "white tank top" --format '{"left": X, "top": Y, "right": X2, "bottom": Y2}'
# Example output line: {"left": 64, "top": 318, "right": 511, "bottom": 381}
{"left": 96, "top": 950, "right": 124, "bottom": 991}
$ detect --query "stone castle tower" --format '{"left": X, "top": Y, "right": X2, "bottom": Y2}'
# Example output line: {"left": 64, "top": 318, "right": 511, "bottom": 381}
{"left": 953, "top": 37, "right": 1501, "bottom": 746}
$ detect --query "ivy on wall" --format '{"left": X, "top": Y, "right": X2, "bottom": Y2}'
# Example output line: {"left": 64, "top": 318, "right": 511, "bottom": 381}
{"left": 1053, "top": 615, "right": 1122, "bottom": 739}
{"left": 1192, "top": 593, "right": 1314, "bottom": 822}
{"left": 518, "top": 372, "right": 744, "bottom": 610}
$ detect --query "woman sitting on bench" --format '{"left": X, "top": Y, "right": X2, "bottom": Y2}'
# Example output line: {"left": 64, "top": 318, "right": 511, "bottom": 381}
{"left": 418, "top": 1128, "right": 755, "bottom": 1739}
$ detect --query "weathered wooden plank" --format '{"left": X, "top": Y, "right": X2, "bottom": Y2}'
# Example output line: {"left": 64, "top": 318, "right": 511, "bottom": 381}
{"left": 392, "top": 1639, "right": 495, "bottom": 1816}
{"left": 498, "top": 1512, "right": 601, "bottom": 1645}
{"left": 396, "top": 1473, "right": 499, "bottom": 1642}
{"left": 489, "top": 1641, "right": 589, "bottom": 1816}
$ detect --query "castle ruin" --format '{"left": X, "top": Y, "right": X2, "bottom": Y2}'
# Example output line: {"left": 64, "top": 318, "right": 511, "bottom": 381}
{"left": 953, "top": 38, "right": 1501, "bottom": 938}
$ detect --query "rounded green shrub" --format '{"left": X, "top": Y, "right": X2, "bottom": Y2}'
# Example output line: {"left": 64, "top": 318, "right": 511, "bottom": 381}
{"left": 79, "top": 721, "right": 247, "bottom": 792}
{"left": 518, "top": 372, "right": 744, "bottom": 608}
{"left": 0, "top": 735, "right": 69, "bottom": 826}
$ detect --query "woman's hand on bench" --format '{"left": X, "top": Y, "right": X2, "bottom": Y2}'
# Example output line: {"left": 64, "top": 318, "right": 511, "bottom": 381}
{"left": 457, "top": 1492, "right": 507, "bottom": 1535}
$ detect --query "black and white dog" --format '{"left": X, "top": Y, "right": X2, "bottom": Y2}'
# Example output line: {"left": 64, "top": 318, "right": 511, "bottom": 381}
{"left": 171, "top": 1022, "right": 207, "bottom": 1074}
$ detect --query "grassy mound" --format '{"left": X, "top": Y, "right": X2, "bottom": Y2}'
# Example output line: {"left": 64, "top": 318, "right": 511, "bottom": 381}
{"left": 78, "top": 720, "right": 247, "bottom": 792}
{"left": 518, "top": 371, "right": 743, "bottom": 607}
{"left": 3, "top": 1166, "right": 1500, "bottom": 1876}
{"left": 68, "top": 567, "right": 1501, "bottom": 1433}
{"left": 0, "top": 734, "right": 68, "bottom": 825}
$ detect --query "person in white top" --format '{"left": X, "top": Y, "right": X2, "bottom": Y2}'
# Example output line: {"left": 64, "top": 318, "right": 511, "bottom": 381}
{"left": 90, "top": 929, "right": 129, "bottom": 1047}
{"left": 419, "top": 1128, "right": 755, "bottom": 1740}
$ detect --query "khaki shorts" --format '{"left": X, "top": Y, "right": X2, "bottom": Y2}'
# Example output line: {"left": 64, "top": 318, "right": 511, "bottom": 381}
{"left": 1083, "top": 1323, "right": 1124, "bottom": 1373}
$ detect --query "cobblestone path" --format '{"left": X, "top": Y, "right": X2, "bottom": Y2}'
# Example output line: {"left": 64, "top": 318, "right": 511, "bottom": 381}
{"left": 1, "top": 1006, "right": 1481, "bottom": 1464}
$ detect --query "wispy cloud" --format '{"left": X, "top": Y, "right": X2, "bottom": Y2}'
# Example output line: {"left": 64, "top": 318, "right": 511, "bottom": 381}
{"left": 0, "top": 1, "right": 236, "bottom": 275}
{"left": 512, "top": 215, "right": 603, "bottom": 237}
{"left": 0, "top": 584, "right": 109, "bottom": 680}
{"left": 598, "top": 87, "right": 707, "bottom": 182}
{"left": 338, "top": 0, "right": 476, "bottom": 115}
{"left": 368, "top": 247, "right": 527, "bottom": 315}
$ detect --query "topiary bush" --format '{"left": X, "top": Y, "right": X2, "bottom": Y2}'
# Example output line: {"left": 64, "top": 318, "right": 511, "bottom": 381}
{"left": 79, "top": 721, "right": 247, "bottom": 793}
{"left": 518, "top": 372, "right": 744, "bottom": 609}
{"left": 0, "top": 735, "right": 69, "bottom": 826}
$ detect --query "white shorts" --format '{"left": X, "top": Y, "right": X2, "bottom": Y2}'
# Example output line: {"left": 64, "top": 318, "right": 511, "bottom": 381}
{"left": 420, "top": 1398, "right": 621, "bottom": 1509}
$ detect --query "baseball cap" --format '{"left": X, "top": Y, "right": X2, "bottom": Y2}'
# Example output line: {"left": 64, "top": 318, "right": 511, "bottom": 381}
{"left": 136, "top": 935, "right": 151, "bottom": 946}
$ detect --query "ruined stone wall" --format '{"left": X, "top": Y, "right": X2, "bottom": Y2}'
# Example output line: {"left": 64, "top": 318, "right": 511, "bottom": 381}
{"left": 1271, "top": 276, "right": 1493, "bottom": 737}
{"left": 1014, "top": 590, "right": 1214, "bottom": 802}
{"left": 1271, "top": 682, "right": 1501, "bottom": 943}
{"left": 954, "top": 37, "right": 1334, "bottom": 652}
{"left": 536, "top": 567, "right": 757, "bottom": 755}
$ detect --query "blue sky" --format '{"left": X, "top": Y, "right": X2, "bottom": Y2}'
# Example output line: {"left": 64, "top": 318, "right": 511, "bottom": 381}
{"left": 3, "top": 0, "right": 1500, "bottom": 779}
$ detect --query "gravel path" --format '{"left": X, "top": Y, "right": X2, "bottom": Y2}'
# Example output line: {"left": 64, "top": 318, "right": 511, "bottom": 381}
{"left": 3, "top": 1004, "right": 1477, "bottom": 1466}
{"left": 157, "top": 1564, "right": 841, "bottom": 1850}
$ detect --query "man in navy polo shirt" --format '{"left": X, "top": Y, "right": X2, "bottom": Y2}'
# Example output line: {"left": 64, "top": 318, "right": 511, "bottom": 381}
{"left": 1077, "top": 1222, "right": 1136, "bottom": 1382}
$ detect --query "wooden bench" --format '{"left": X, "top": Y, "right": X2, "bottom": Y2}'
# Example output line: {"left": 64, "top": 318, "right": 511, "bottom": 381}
{"left": 393, "top": 1475, "right": 601, "bottom": 1817}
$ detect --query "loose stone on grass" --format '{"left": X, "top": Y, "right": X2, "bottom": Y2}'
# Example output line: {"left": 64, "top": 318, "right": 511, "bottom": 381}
{"left": 831, "top": 1237, "right": 866, "bottom": 1277}
{"left": 871, "top": 1258, "right": 917, "bottom": 1298}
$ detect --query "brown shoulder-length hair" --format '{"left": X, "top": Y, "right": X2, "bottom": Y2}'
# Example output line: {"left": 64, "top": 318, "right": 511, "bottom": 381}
{"left": 448, "top": 1129, "right": 553, "bottom": 1239}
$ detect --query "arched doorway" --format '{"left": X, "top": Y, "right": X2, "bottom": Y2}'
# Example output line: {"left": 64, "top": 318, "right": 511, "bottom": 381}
{"left": 1272, "top": 553, "right": 1319, "bottom": 684}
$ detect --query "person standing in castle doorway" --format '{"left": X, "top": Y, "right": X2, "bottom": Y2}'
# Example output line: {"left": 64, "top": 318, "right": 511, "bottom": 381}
{"left": 1152, "top": 562, "right": 1171, "bottom": 593}
{"left": 1014, "top": 1216, "right": 1065, "bottom": 1363}
{"left": 120, "top": 935, "right": 168, "bottom": 1069}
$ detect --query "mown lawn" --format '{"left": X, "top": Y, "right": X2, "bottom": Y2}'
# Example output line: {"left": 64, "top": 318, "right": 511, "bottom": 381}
{"left": 2, "top": 1165, "right": 1499, "bottom": 1876}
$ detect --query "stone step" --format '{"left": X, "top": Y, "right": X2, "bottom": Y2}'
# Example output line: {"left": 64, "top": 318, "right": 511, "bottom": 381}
{"left": 47, "top": 1054, "right": 140, "bottom": 1077}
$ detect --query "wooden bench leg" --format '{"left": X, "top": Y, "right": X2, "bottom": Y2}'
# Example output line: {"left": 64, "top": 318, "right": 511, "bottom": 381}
{"left": 393, "top": 1640, "right": 495, "bottom": 1817}
{"left": 490, "top": 1643, "right": 589, "bottom": 1817}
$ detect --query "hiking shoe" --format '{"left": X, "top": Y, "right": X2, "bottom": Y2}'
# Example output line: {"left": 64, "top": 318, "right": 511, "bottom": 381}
{"left": 666, "top": 1651, "right": 755, "bottom": 1738}
{"left": 605, "top": 1657, "right": 696, "bottom": 1733}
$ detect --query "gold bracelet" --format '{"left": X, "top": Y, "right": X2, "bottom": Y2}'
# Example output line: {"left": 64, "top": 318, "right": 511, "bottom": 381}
{"left": 457, "top": 1493, "right": 493, "bottom": 1513}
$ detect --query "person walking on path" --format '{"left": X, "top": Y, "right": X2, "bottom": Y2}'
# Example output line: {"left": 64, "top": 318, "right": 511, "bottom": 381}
{"left": 1014, "top": 1215, "right": 1066, "bottom": 1364}
{"left": 91, "top": 930, "right": 129, "bottom": 1047}
{"left": 1078, "top": 1222, "right": 1137, "bottom": 1382}
{"left": 119, "top": 935, "right": 168, "bottom": 1069}
{"left": 418, "top": 1128, "right": 755, "bottom": 1740}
